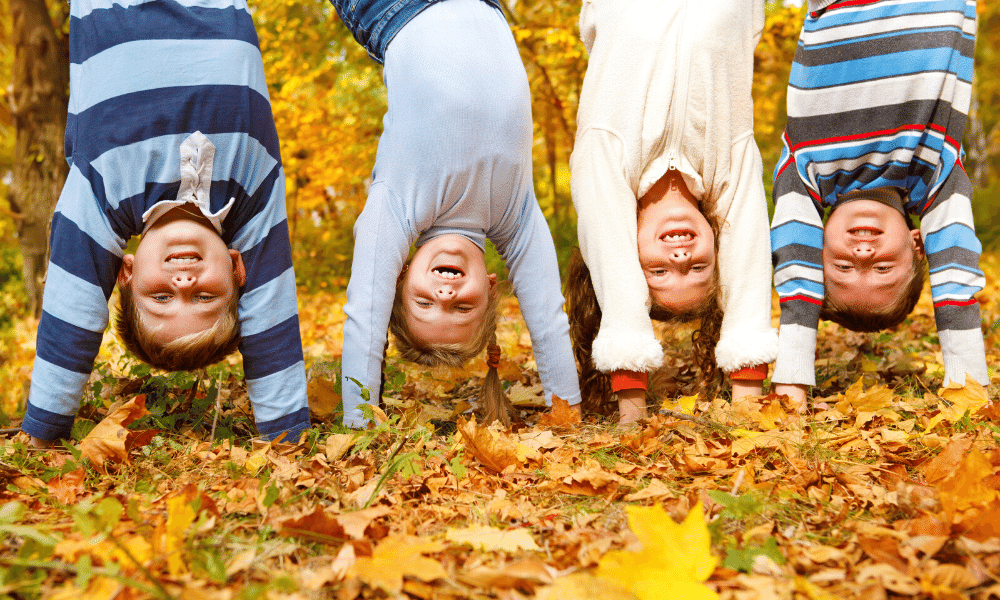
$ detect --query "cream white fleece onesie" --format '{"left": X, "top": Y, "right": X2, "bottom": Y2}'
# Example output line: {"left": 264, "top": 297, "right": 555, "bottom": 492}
{"left": 570, "top": 0, "right": 779, "bottom": 375}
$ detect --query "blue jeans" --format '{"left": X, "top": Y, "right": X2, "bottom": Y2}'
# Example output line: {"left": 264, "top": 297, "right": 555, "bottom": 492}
{"left": 329, "top": 0, "right": 503, "bottom": 63}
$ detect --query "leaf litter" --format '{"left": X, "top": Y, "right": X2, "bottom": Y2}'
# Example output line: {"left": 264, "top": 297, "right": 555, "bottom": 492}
{"left": 0, "top": 265, "right": 998, "bottom": 599}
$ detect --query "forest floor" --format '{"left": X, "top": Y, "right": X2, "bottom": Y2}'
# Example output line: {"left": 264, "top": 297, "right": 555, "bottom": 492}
{"left": 0, "top": 253, "right": 998, "bottom": 600}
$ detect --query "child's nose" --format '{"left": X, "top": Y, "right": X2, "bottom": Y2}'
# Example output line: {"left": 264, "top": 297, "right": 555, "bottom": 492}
{"left": 852, "top": 245, "right": 875, "bottom": 257}
{"left": 435, "top": 287, "right": 455, "bottom": 299}
{"left": 668, "top": 249, "right": 690, "bottom": 262}
{"left": 173, "top": 274, "right": 196, "bottom": 288}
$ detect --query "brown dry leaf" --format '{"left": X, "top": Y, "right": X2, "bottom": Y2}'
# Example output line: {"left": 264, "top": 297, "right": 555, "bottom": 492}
{"left": 457, "top": 414, "right": 521, "bottom": 473}
{"left": 308, "top": 378, "right": 341, "bottom": 417}
{"left": 345, "top": 535, "right": 445, "bottom": 594}
{"left": 277, "top": 506, "right": 348, "bottom": 541}
{"left": 538, "top": 395, "right": 581, "bottom": 428}
{"left": 46, "top": 468, "right": 86, "bottom": 505}
{"left": 560, "top": 460, "right": 628, "bottom": 497}
{"left": 623, "top": 479, "right": 674, "bottom": 502}
{"left": 78, "top": 395, "right": 151, "bottom": 466}
{"left": 325, "top": 433, "right": 357, "bottom": 462}
{"left": 458, "top": 558, "right": 557, "bottom": 590}
{"left": 337, "top": 505, "right": 393, "bottom": 540}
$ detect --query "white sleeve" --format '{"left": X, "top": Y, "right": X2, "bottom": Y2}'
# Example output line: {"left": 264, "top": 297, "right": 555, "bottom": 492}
{"left": 570, "top": 127, "right": 663, "bottom": 373}
{"left": 713, "top": 134, "right": 779, "bottom": 372}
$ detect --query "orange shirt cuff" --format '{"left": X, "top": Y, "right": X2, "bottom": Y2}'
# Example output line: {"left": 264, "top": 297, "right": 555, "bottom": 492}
{"left": 729, "top": 363, "right": 769, "bottom": 381}
{"left": 610, "top": 370, "right": 648, "bottom": 392}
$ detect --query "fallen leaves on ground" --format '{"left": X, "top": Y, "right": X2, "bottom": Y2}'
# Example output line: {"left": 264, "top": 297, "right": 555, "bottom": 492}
{"left": 0, "top": 256, "right": 999, "bottom": 599}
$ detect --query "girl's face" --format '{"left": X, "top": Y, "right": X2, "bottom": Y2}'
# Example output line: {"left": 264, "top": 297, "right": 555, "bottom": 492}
{"left": 636, "top": 173, "right": 716, "bottom": 313}
{"left": 401, "top": 234, "right": 497, "bottom": 346}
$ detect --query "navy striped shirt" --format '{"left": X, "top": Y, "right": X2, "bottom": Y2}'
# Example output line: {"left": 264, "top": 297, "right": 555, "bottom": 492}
{"left": 770, "top": 0, "right": 987, "bottom": 387}
{"left": 22, "top": 0, "right": 309, "bottom": 441}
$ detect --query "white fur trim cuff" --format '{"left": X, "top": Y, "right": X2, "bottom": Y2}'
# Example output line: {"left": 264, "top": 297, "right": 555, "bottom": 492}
{"left": 715, "top": 327, "right": 779, "bottom": 373}
{"left": 592, "top": 331, "right": 664, "bottom": 373}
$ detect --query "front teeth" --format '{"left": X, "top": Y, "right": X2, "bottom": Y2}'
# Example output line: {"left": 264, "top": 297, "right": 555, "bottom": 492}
{"left": 433, "top": 267, "right": 461, "bottom": 279}
{"left": 665, "top": 233, "right": 693, "bottom": 241}
{"left": 168, "top": 257, "right": 200, "bottom": 264}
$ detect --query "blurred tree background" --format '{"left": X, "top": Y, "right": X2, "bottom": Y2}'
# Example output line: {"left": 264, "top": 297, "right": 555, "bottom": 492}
{"left": 0, "top": 0, "right": 999, "bottom": 302}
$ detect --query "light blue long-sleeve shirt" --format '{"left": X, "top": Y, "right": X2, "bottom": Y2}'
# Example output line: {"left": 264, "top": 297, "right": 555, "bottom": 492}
{"left": 340, "top": 0, "right": 582, "bottom": 426}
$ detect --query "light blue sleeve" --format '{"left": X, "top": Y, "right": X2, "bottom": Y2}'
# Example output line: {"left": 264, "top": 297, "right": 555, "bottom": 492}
{"left": 341, "top": 182, "right": 414, "bottom": 426}
{"left": 491, "top": 193, "right": 582, "bottom": 407}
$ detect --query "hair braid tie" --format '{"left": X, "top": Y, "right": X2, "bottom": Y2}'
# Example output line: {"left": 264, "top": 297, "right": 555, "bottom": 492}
{"left": 486, "top": 343, "right": 501, "bottom": 369}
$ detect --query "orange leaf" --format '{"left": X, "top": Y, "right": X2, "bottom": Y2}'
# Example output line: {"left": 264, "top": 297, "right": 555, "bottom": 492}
{"left": 78, "top": 395, "right": 151, "bottom": 466}
{"left": 457, "top": 415, "right": 520, "bottom": 473}
{"left": 538, "top": 395, "right": 581, "bottom": 428}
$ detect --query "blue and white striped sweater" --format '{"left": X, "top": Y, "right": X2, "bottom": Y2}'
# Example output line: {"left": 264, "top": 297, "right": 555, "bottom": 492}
{"left": 23, "top": 0, "right": 309, "bottom": 441}
{"left": 770, "top": 0, "right": 987, "bottom": 388}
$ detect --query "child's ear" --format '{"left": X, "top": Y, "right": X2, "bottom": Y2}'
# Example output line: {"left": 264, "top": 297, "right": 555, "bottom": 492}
{"left": 910, "top": 229, "right": 925, "bottom": 260}
{"left": 488, "top": 273, "right": 498, "bottom": 298}
{"left": 230, "top": 250, "right": 247, "bottom": 287}
{"left": 118, "top": 255, "right": 135, "bottom": 287}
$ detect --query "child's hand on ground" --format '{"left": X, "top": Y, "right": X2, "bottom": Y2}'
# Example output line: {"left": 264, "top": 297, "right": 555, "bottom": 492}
{"left": 731, "top": 380, "right": 762, "bottom": 401}
{"left": 774, "top": 383, "right": 808, "bottom": 412}
{"left": 28, "top": 435, "right": 54, "bottom": 449}
{"left": 617, "top": 389, "right": 647, "bottom": 424}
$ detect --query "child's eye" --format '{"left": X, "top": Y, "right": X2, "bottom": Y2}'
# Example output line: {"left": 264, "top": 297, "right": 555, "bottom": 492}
{"left": 835, "top": 264, "right": 852, "bottom": 272}
{"left": 152, "top": 294, "right": 171, "bottom": 302}
{"left": 692, "top": 265, "right": 705, "bottom": 272}
{"left": 649, "top": 269, "right": 666, "bottom": 276}
{"left": 415, "top": 300, "right": 432, "bottom": 308}
{"left": 455, "top": 305, "right": 473, "bottom": 313}
{"left": 874, "top": 266, "right": 892, "bottom": 273}
{"left": 196, "top": 294, "right": 216, "bottom": 302}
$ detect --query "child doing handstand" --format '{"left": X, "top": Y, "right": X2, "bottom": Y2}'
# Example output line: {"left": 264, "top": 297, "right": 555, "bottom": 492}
{"left": 568, "top": 0, "right": 779, "bottom": 423}
{"left": 336, "top": 0, "right": 582, "bottom": 426}
{"left": 22, "top": 0, "right": 309, "bottom": 445}
{"left": 770, "top": 0, "right": 987, "bottom": 407}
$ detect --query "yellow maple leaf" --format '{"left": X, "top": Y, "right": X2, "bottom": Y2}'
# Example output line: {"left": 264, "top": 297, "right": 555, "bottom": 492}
{"left": 929, "top": 375, "right": 991, "bottom": 427}
{"left": 594, "top": 502, "right": 719, "bottom": 600}
{"left": 346, "top": 535, "right": 446, "bottom": 594}
{"left": 445, "top": 525, "right": 540, "bottom": 552}
{"left": 835, "top": 380, "right": 895, "bottom": 415}
{"left": 165, "top": 491, "right": 197, "bottom": 576}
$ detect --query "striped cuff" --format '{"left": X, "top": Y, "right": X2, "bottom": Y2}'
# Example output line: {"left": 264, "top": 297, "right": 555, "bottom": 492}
{"left": 21, "top": 402, "right": 75, "bottom": 441}
{"left": 610, "top": 370, "right": 648, "bottom": 393}
{"left": 729, "top": 363, "right": 769, "bottom": 381}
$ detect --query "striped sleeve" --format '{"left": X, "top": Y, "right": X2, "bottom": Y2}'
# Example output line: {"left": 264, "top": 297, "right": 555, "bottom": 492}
{"left": 918, "top": 164, "right": 988, "bottom": 386}
{"left": 770, "top": 139, "right": 824, "bottom": 386}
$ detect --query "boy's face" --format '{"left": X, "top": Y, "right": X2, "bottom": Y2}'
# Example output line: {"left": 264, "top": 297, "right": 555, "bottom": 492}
{"left": 637, "top": 173, "right": 716, "bottom": 313}
{"left": 822, "top": 199, "right": 923, "bottom": 312}
{"left": 402, "top": 235, "right": 497, "bottom": 347}
{"left": 118, "top": 207, "right": 246, "bottom": 343}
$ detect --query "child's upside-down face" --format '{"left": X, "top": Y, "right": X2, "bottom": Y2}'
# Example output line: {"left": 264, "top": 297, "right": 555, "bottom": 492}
{"left": 402, "top": 235, "right": 497, "bottom": 347}
{"left": 822, "top": 199, "right": 923, "bottom": 312}
{"left": 118, "top": 206, "right": 246, "bottom": 343}
{"left": 637, "top": 172, "right": 716, "bottom": 313}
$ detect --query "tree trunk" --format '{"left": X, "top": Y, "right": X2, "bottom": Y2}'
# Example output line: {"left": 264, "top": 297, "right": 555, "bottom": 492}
{"left": 9, "top": 0, "right": 69, "bottom": 318}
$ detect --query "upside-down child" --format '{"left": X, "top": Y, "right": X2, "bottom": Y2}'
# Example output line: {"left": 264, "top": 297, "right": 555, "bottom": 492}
{"left": 770, "top": 0, "right": 987, "bottom": 407}
{"left": 22, "top": 0, "right": 310, "bottom": 446}
{"left": 568, "top": 0, "right": 779, "bottom": 423}
{"left": 335, "top": 0, "right": 582, "bottom": 426}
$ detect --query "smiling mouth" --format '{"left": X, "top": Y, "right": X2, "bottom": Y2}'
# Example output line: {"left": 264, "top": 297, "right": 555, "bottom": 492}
{"left": 432, "top": 266, "right": 463, "bottom": 280}
{"left": 848, "top": 227, "right": 882, "bottom": 236}
{"left": 660, "top": 229, "right": 695, "bottom": 243}
{"left": 166, "top": 252, "right": 202, "bottom": 265}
